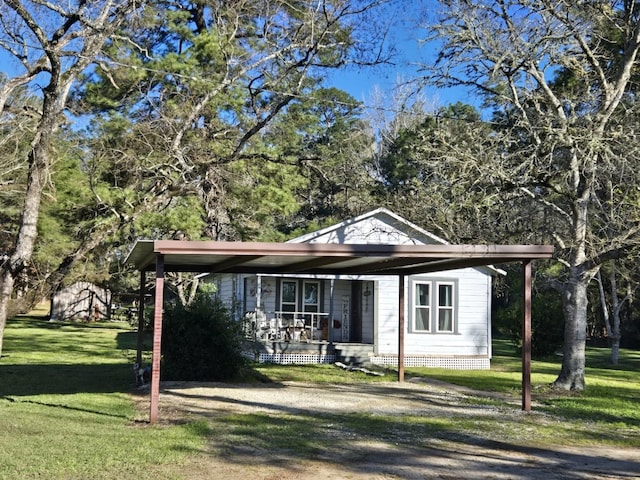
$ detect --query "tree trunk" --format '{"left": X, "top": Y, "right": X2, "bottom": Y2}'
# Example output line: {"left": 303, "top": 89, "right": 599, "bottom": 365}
{"left": 611, "top": 336, "right": 621, "bottom": 365}
{"left": 608, "top": 265, "right": 624, "bottom": 366}
{"left": 0, "top": 125, "right": 51, "bottom": 357}
{"left": 553, "top": 267, "right": 589, "bottom": 390}
{"left": 595, "top": 262, "right": 626, "bottom": 366}
{"left": 0, "top": 272, "right": 16, "bottom": 357}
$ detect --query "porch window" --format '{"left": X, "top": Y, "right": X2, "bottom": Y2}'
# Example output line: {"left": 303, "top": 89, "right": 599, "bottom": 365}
{"left": 303, "top": 281, "right": 319, "bottom": 313}
{"left": 276, "top": 279, "right": 324, "bottom": 339}
{"left": 281, "top": 280, "right": 297, "bottom": 318}
{"left": 410, "top": 278, "right": 457, "bottom": 334}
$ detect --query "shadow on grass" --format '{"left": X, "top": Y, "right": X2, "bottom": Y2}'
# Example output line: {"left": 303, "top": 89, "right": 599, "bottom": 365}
{"left": 11, "top": 315, "right": 125, "bottom": 330}
{"left": 1, "top": 395, "right": 132, "bottom": 419}
{"left": 0, "top": 363, "right": 133, "bottom": 397}
{"left": 115, "top": 330, "right": 153, "bottom": 354}
{"left": 3, "top": 317, "right": 147, "bottom": 360}
{"left": 1, "top": 316, "right": 148, "bottom": 398}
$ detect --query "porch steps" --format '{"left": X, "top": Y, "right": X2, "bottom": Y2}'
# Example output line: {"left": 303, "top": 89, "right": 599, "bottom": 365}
{"left": 333, "top": 343, "right": 375, "bottom": 366}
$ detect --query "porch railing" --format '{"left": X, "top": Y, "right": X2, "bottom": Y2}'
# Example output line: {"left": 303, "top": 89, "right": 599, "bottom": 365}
{"left": 245, "top": 310, "right": 329, "bottom": 342}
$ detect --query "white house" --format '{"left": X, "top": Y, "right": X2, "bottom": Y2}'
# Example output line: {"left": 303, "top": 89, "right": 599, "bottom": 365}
{"left": 209, "top": 208, "right": 503, "bottom": 369}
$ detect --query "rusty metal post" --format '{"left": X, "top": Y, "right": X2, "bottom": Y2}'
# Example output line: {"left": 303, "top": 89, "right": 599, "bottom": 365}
{"left": 135, "top": 269, "right": 145, "bottom": 367}
{"left": 149, "top": 254, "right": 165, "bottom": 424}
{"left": 522, "top": 260, "right": 532, "bottom": 412}
{"left": 398, "top": 275, "right": 405, "bottom": 382}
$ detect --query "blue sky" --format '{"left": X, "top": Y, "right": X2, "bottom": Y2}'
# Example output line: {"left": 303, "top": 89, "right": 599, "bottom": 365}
{"left": 0, "top": 0, "right": 478, "bottom": 121}
{"left": 325, "top": 55, "right": 476, "bottom": 111}
{"left": 322, "top": 2, "right": 479, "bottom": 116}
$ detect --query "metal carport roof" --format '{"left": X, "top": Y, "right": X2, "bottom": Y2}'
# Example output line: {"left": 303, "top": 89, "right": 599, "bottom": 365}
{"left": 126, "top": 240, "right": 554, "bottom": 423}
{"left": 127, "top": 240, "right": 552, "bottom": 275}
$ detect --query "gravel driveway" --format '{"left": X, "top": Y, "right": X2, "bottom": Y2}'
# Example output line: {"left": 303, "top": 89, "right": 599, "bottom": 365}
{"left": 150, "top": 379, "right": 640, "bottom": 480}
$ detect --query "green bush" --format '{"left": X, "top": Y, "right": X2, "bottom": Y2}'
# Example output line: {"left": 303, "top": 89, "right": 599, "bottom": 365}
{"left": 494, "top": 291, "right": 565, "bottom": 358}
{"left": 161, "top": 293, "right": 247, "bottom": 381}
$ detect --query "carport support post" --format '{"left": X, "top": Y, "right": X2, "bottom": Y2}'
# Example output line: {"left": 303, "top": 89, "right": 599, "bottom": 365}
{"left": 522, "top": 260, "right": 532, "bottom": 412}
{"left": 328, "top": 279, "right": 334, "bottom": 344}
{"left": 135, "top": 269, "right": 145, "bottom": 366}
{"left": 398, "top": 275, "right": 405, "bottom": 382}
{"left": 150, "top": 254, "right": 165, "bottom": 424}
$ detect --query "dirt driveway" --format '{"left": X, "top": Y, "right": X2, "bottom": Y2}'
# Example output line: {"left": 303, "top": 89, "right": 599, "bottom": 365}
{"left": 149, "top": 379, "right": 640, "bottom": 480}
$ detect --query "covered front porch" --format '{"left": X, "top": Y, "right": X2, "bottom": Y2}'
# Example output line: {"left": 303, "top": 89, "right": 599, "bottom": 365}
{"left": 125, "top": 240, "right": 553, "bottom": 422}
{"left": 243, "top": 306, "right": 374, "bottom": 365}
{"left": 238, "top": 275, "right": 375, "bottom": 345}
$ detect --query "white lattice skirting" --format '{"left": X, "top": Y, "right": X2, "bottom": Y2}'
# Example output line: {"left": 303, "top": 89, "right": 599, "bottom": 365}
{"left": 370, "top": 355, "right": 490, "bottom": 370}
{"left": 256, "top": 353, "right": 337, "bottom": 364}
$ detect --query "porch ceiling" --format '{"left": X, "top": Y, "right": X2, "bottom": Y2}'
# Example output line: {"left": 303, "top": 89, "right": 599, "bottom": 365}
{"left": 125, "top": 240, "right": 554, "bottom": 275}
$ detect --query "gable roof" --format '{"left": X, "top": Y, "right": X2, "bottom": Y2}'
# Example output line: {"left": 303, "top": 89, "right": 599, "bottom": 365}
{"left": 289, "top": 208, "right": 449, "bottom": 246}
{"left": 288, "top": 208, "right": 505, "bottom": 275}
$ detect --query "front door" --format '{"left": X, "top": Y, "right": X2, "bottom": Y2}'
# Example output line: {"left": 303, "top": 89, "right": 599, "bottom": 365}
{"left": 350, "top": 281, "right": 363, "bottom": 342}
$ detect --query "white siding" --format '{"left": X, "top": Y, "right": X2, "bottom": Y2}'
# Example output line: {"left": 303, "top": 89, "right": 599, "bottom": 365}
{"left": 373, "top": 268, "right": 492, "bottom": 357}
{"left": 221, "top": 274, "right": 279, "bottom": 317}
{"left": 212, "top": 273, "right": 240, "bottom": 318}
{"left": 214, "top": 209, "right": 496, "bottom": 366}
{"left": 305, "top": 215, "right": 437, "bottom": 246}
{"left": 374, "top": 277, "right": 400, "bottom": 355}
{"left": 258, "top": 276, "right": 278, "bottom": 316}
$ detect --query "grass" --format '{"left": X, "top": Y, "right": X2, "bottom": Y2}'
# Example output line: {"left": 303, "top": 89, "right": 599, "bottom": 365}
{"left": 404, "top": 338, "right": 640, "bottom": 445}
{"left": 0, "top": 316, "right": 208, "bottom": 480}
{"left": 250, "top": 362, "right": 390, "bottom": 384}
{"left": 1, "top": 316, "right": 638, "bottom": 479}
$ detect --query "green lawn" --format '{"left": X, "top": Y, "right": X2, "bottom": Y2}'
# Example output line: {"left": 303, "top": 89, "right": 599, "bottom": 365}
{"left": 405, "top": 338, "right": 640, "bottom": 442}
{"left": 1, "top": 316, "right": 638, "bottom": 479}
{"left": 0, "top": 316, "right": 208, "bottom": 480}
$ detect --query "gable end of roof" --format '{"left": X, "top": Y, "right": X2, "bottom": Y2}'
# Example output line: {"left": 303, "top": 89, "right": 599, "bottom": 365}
{"left": 288, "top": 208, "right": 450, "bottom": 245}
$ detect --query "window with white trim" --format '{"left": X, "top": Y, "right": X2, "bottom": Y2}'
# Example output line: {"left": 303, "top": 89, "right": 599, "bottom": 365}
{"left": 303, "top": 281, "right": 319, "bottom": 314}
{"left": 436, "top": 282, "right": 455, "bottom": 332}
{"left": 281, "top": 280, "right": 297, "bottom": 315}
{"left": 413, "top": 281, "right": 431, "bottom": 332}
{"left": 410, "top": 278, "right": 457, "bottom": 333}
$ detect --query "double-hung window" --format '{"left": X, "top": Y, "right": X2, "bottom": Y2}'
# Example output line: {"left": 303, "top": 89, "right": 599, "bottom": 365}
{"left": 413, "top": 281, "right": 431, "bottom": 332}
{"left": 436, "top": 282, "right": 455, "bottom": 332}
{"left": 280, "top": 280, "right": 297, "bottom": 321}
{"left": 411, "top": 278, "right": 457, "bottom": 333}
{"left": 303, "top": 281, "right": 319, "bottom": 314}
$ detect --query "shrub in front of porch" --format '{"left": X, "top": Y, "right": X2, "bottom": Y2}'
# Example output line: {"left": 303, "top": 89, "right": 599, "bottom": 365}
{"left": 162, "top": 293, "right": 248, "bottom": 381}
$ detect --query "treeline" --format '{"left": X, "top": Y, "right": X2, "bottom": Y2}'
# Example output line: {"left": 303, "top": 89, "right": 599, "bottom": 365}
{"left": 2, "top": 1, "right": 640, "bottom": 386}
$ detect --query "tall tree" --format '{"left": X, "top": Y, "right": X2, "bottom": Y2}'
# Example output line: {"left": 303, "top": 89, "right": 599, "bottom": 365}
{"left": 0, "top": 0, "right": 141, "bottom": 357}
{"left": 372, "top": 102, "right": 500, "bottom": 243}
{"left": 0, "top": 79, "right": 34, "bottom": 260}
{"left": 417, "top": 0, "right": 640, "bottom": 389}
{"left": 271, "top": 87, "right": 376, "bottom": 228}
{"left": 78, "top": 1, "right": 393, "bottom": 241}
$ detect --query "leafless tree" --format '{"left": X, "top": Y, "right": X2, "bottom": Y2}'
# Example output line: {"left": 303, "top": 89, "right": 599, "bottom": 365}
{"left": 595, "top": 261, "right": 637, "bottom": 365}
{"left": 420, "top": 0, "right": 640, "bottom": 389}
{"left": 0, "top": 0, "right": 141, "bottom": 357}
